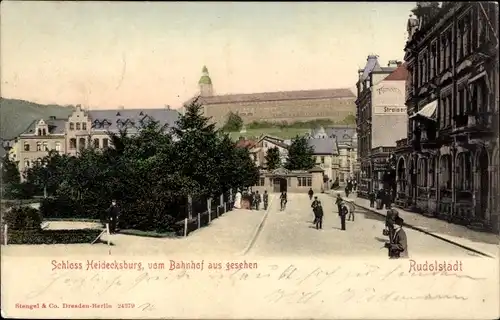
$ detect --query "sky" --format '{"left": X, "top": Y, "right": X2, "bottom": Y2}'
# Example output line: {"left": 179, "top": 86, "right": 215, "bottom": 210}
{"left": 1, "top": 1, "right": 415, "bottom": 109}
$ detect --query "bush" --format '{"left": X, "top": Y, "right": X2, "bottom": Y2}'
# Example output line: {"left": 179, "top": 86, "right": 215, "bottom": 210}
{"left": 3, "top": 207, "right": 42, "bottom": 231}
{"left": 5, "top": 228, "right": 103, "bottom": 245}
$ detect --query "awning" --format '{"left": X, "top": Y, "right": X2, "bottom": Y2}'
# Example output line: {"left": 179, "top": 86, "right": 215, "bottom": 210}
{"left": 409, "top": 100, "right": 437, "bottom": 122}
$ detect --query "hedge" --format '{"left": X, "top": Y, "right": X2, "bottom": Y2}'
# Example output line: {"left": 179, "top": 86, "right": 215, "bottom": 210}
{"left": 4, "top": 228, "right": 103, "bottom": 245}
{"left": 1, "top": 199, "right": 41, "bottom": 205}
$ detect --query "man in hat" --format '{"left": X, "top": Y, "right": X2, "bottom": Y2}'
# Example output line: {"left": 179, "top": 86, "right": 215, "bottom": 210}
{"left": 335, "top": 194, "right": 343, "bottom": 214}
{"left": 314, "top": 199, "right": 324, "bottom": 230}
{"left": 385, "top": 216, "right": 408, "bottom": 258}
{"left": 106, "top": 199, "right": 120, "bottom": 234}
{"left": 311, "top": 196, "right": 321, "bottom": 223}
{"left": 263, "top": 190, "right": 269, "bottom": 210}
{"left": 338, "top": 200, "right": 348, "bottom": 231}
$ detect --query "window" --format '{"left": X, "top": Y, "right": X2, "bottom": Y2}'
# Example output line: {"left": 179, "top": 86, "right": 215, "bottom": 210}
{"left": 102, "top": 138, "right": 109, "bottom": 148}
{"left": 76, "top": 123, "right": 81, "bottom": 130}
{"left": 69, "top": 138, "right": 77, "bottom": 149}
{"left": 297, "top": 177, "right": 312, "bottom": 187}
{"left": 24, "top": 158, "right": 30, "bottom": 168}
{"left": 42, "top": 141, "right": 49, "bottom": 151}
{"left": 24, "top": 142, "right": 30, "bottom": 151}
{"left": 69, "top": 122, "right": 74, "bottom": 130}
{"left": 82, "top": 123, "right": 87, "bottom": 130}
{"left": 79, "top": 137, "right": 86, "bottom": 149}
{"left": 257, "top": 177, "right": 265, "bottom": 186}
{"left": 321, "top": 156, "right": 325, "bottom": 164}
{"left": 36, "top": 142, "right": 42, "bottom": 151}
{"left": 55, "top": 142, "right": 61, "bottom": 151}
{"left": 93, "top": 138, "right": 100, "bottom": 148}
{"left": 456, "top": 23, "right": 463, "bottom": 60}
{"left": 463, "top": 18, "right": 470, "bottom": 58}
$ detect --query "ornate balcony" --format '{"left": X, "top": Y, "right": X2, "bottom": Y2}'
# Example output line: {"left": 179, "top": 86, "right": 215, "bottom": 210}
{"left": 396, "top": 138, "right": 408, "bottom": 148}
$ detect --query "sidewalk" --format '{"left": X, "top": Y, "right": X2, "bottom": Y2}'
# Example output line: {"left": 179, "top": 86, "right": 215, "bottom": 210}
{"left": 337, "top": 192, "right": 499, "bottom": 258}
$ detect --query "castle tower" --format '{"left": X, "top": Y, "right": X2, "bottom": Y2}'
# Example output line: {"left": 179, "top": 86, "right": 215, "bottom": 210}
{"left": 198, "top": 65, "right": 213, "bottom": 97}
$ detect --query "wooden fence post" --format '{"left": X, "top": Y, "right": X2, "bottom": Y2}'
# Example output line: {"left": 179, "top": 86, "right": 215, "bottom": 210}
{"left": 3, "top": 224, "right": 7, "bottom": 245}
{"left": 105, "top": 223, "right": 111, "bottom": 255}
{"left": 184, "top": 218, "right": 188, "bottom": 237}
{"left": 197, "top": 211, "right": 201, "bottom": 230}
{"left": 207, "top": 198, "right": 212, "bottom": 223}
{"left": 216, "top": 206, "right": 219, "bottom": 217}
{"left": 219, "top": 194, "right": 224, "bottom": 214}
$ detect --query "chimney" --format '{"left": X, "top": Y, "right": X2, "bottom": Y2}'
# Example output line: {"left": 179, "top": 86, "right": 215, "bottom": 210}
{"left": 387, "top": 60, "right": 402, "bottom": 67}
{"left": 396, "top": 61, "right": 403, "bottom": 67}
{"left": 49, "top": 115, "right": 56, "bottom": 120}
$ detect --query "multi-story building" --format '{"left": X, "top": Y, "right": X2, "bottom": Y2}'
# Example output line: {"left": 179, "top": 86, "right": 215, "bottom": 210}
{"left": 395, "top": 2, "right": 499, "bottom": 232}
{"left": 13, "top": 105, "right": 180, "bottom": 175}
{"left": 307, "top": 126, "right": 358, "bottom": 184}
{"left": 248, "top": 135, "right": 289, "bottom": 168}
{"left": 355, "top": 55, "right": 407, "bottom": 197}
{"left": 307, "top": 136, "right": 339, "bottom": 186}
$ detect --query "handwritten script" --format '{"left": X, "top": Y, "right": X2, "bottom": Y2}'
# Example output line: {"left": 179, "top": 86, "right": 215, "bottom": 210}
{"left": 24, "top": 263, "right": 484, "bottom": 306}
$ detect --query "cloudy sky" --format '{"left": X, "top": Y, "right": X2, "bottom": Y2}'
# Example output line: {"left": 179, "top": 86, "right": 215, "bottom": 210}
{"left": 1, "top": 1, "right": 415, "bottom": 109}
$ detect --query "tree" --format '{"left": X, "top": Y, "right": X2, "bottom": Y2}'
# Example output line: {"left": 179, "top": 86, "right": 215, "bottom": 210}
{"left": 265, "top": 147, "right": 281, "bottom": 170}
{"left": 222, "top": 111, "right": 243, "bottom": 132}
{"left": 285, "top": 136, "right": 315, "bottom": 171}
{"left": 1, "top": 155, "right": 21, "bottom": 199}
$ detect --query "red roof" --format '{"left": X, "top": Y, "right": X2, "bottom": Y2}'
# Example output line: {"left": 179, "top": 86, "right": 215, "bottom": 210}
{"left": 383, "top": 63, "right": 408, "bottom": 81}
{"left": 236, "top": 139, "right": 256, "bottom": 148}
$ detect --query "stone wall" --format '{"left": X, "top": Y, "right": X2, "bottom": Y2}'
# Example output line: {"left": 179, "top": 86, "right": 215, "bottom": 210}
{"left": 203, "top": 97, "right": 356, "bottom": 126}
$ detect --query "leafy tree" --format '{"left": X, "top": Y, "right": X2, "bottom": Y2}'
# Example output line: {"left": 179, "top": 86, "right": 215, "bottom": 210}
{"left": 222, "top": 111, "right": 243, "bottom": 132}
{"left": 1, "top": 156, "right": 21, "bottom": 199}
{"left": 285, "top": 135, "right": 315, "bottom": 171}
{"left": 265, "top": 147, "right": 281, "bottom": 170}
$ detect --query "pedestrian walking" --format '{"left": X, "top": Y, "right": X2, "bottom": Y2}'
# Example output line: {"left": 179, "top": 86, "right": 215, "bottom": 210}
{"left": 106, "top": 199, "right": 120, "bottom": 234}
{"left": 353, "top": 180, "right": 357, "bottom": 191}
{"left": 263, "top": 190, "right": 269, "bottom": 210}
{"left": 311, "top": 196, "right": 320, "bottom": 223}
{"left": 315, "top": 201, "right": 324, "bottom": 230}
{"left": 308, "top": 188, "right": 314, "bottom": 201}
{"left": 369, "top": 190, "right": 376, "bottom": 208}
{"left": 255, "top": 191, "right": 261, "bottom": 210}
{"left": 385, "top": 216, "right": 408, "bottom": 259}
{"left": 335, "top": 194, "right": 343, "bottom": 214}
{"left": 345, "top": 186, "right": 350, "bottom": 198}
{"left": 280, "top": 192, "right": 287, "bottom": 211}
{"left": 338, "top": 201, "right": 348, "bottom": 231}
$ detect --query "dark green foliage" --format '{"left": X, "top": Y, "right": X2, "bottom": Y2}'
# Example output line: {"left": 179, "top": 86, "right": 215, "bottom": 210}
{"left": 245, "top": 118, "right": 356, "bottom": 130}
{"left": 27, "top": 98, "right": 258, "bottom": 232}
{"left": 222, "top": 111, "right": 243, "bottom": 132}
{"left": 285, "top": 135, "right": 315, "bottom": 171}
{"left": 3, "top": 207, "right": 42, "bottom": 231}
{"left": 5, "top": 229, "right": 102, "bottom": 245}
{"left": 265, "top": 147, "right": 281, "bottom": 170}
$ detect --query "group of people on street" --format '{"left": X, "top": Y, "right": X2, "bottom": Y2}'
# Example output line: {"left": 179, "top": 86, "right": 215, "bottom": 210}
{"left": 311, "top": 193, "right": 324, "bottom": 229}
{"left": 344, "top": 179, "right": 357, "bottom": 197}
{"left": 309, "top": 189, "right": 354, "bottom": 231}
{"left": 246, "top": 190, "right": 270, "bottom": 210}
{"left": 369, "top": 188, "right": 394, "bottom": 210}
{"left": 383, "top": 208, "right": 408, "bottom": 258}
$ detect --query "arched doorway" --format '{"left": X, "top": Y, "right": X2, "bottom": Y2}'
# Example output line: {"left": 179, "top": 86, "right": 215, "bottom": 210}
{"left": 476, "top": 148, "right": 489, "bottom": 220}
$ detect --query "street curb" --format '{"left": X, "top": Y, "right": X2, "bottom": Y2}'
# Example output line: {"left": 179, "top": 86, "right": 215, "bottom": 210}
{"left": 240, "top": 194, "right": 276, "bottom": 256}
{"left": 350, "top": 201, "right": 496, "bottom": 259}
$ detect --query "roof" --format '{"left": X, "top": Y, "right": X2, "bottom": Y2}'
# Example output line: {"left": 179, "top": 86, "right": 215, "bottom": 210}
{"left": 325, "top": 127, "right": 356, "bottom": 143}
{"left": 21, "top": 118, "right": 67, "bottom": 135}
{"left": 310, "top": 127, "right": 327, "bottom": 138}
{"left": 193, "top": 88, "right": 355, "bottom": 105}
{"left": 199, "top": 66, "right": 212, "bottom": 85}
{"left": 383, "top": 63, "right": 409, "bottom": 81}
{"left": 307, "top": 138, "right": 339, "bottom": 155}
{"left": 360, "top": 55, "right": 382, "bottom": 81}
{"left": 236, "top": 139, "right": 256, "bottom": 148}
{"left": 88, "top": 109, "right": 180, "bottom": 132}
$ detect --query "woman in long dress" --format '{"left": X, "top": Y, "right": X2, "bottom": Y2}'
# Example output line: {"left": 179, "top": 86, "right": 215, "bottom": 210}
{"left": 234, "top": 191, "right": 242, "bottom": 209}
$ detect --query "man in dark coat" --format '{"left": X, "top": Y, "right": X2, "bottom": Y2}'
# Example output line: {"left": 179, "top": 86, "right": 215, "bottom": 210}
{"left": 280, "top": 192, "right": 287, "bottom": 211}
{"left": 338, "top": 201, "right": 348, "bottom": 231}
{"left": 254, "top": 191, "right": 261, "bottom": 210}
{"left": 385, "top": 209, "right": 399, "bottom": 240}
{"left": 308, "top": 188, "right": 314, "bottom": 200}
{"left": 369, "top": 190, "right": 376, "bottom": 208}
{"left": 107, "top": 199, "right": 120, "bottom": 234}
{"left": 314, "top": 200, "right": 324, "bottom": 230}
{"left": 335, "top": 194, "right": 343, "bottom": 214}
{"left": 311, "top": 196, "right": 320, "bottom": 223}
{"left": 263, "top": 190, "right": 269, "bottom": 210}
{"left": 385, "top": 217, "right": 408, "bottom": 258}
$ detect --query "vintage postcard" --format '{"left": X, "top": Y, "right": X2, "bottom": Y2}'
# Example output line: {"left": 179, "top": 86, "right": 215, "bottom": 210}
{"left": 1, "top": 1, "right": 499, "bottom": 319}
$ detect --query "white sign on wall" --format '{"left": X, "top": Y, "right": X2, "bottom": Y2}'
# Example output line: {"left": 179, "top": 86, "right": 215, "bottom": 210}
{"left": 372, "top": 80, "right": 407, "bottom": 115}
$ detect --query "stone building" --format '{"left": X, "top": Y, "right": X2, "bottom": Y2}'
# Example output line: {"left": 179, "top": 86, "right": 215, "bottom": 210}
{"left": 13, "top": 106, "right": 180, "bottom": 174}
{"left": 394, "top": 2, "right": 499, "bottom": 232}
{"left": 252, "top": 167, "right": 325, "bottom": 194}
{"left": 307, "top": 126, "right": 358, "bottom": 184}
{"left": 355, "top": 55, "right": 407, "bottom": 197}
{"left": 186, "top": 66, "right": 357, "bottom": 126}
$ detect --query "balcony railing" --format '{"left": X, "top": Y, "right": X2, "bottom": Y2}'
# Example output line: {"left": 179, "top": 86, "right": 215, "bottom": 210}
{"left": 396, "top": 138, "right": 408, "bottom": 148}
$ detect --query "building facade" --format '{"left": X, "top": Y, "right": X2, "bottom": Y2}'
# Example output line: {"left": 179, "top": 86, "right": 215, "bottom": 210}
{"left": 248, "top": 135, "right": 289, "bottom": 169}
{"left": 355, "top": 56, "right": 406, "bottom": 197}
{"left": 13, "top": 106, "right": 180, "bottom": 174}
{"left": 186, "top": 66, "right": 357, "bottom": 127}
{"left": 395, "top": 2, "right": 499, "bottom": 232}
{"left": 252, "top": 167, "right": 325, "bottom": 194}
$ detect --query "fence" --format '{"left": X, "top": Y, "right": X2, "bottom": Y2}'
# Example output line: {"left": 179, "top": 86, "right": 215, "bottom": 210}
{"left": 177, "top": 189, "right": 235, "bottom": 237}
